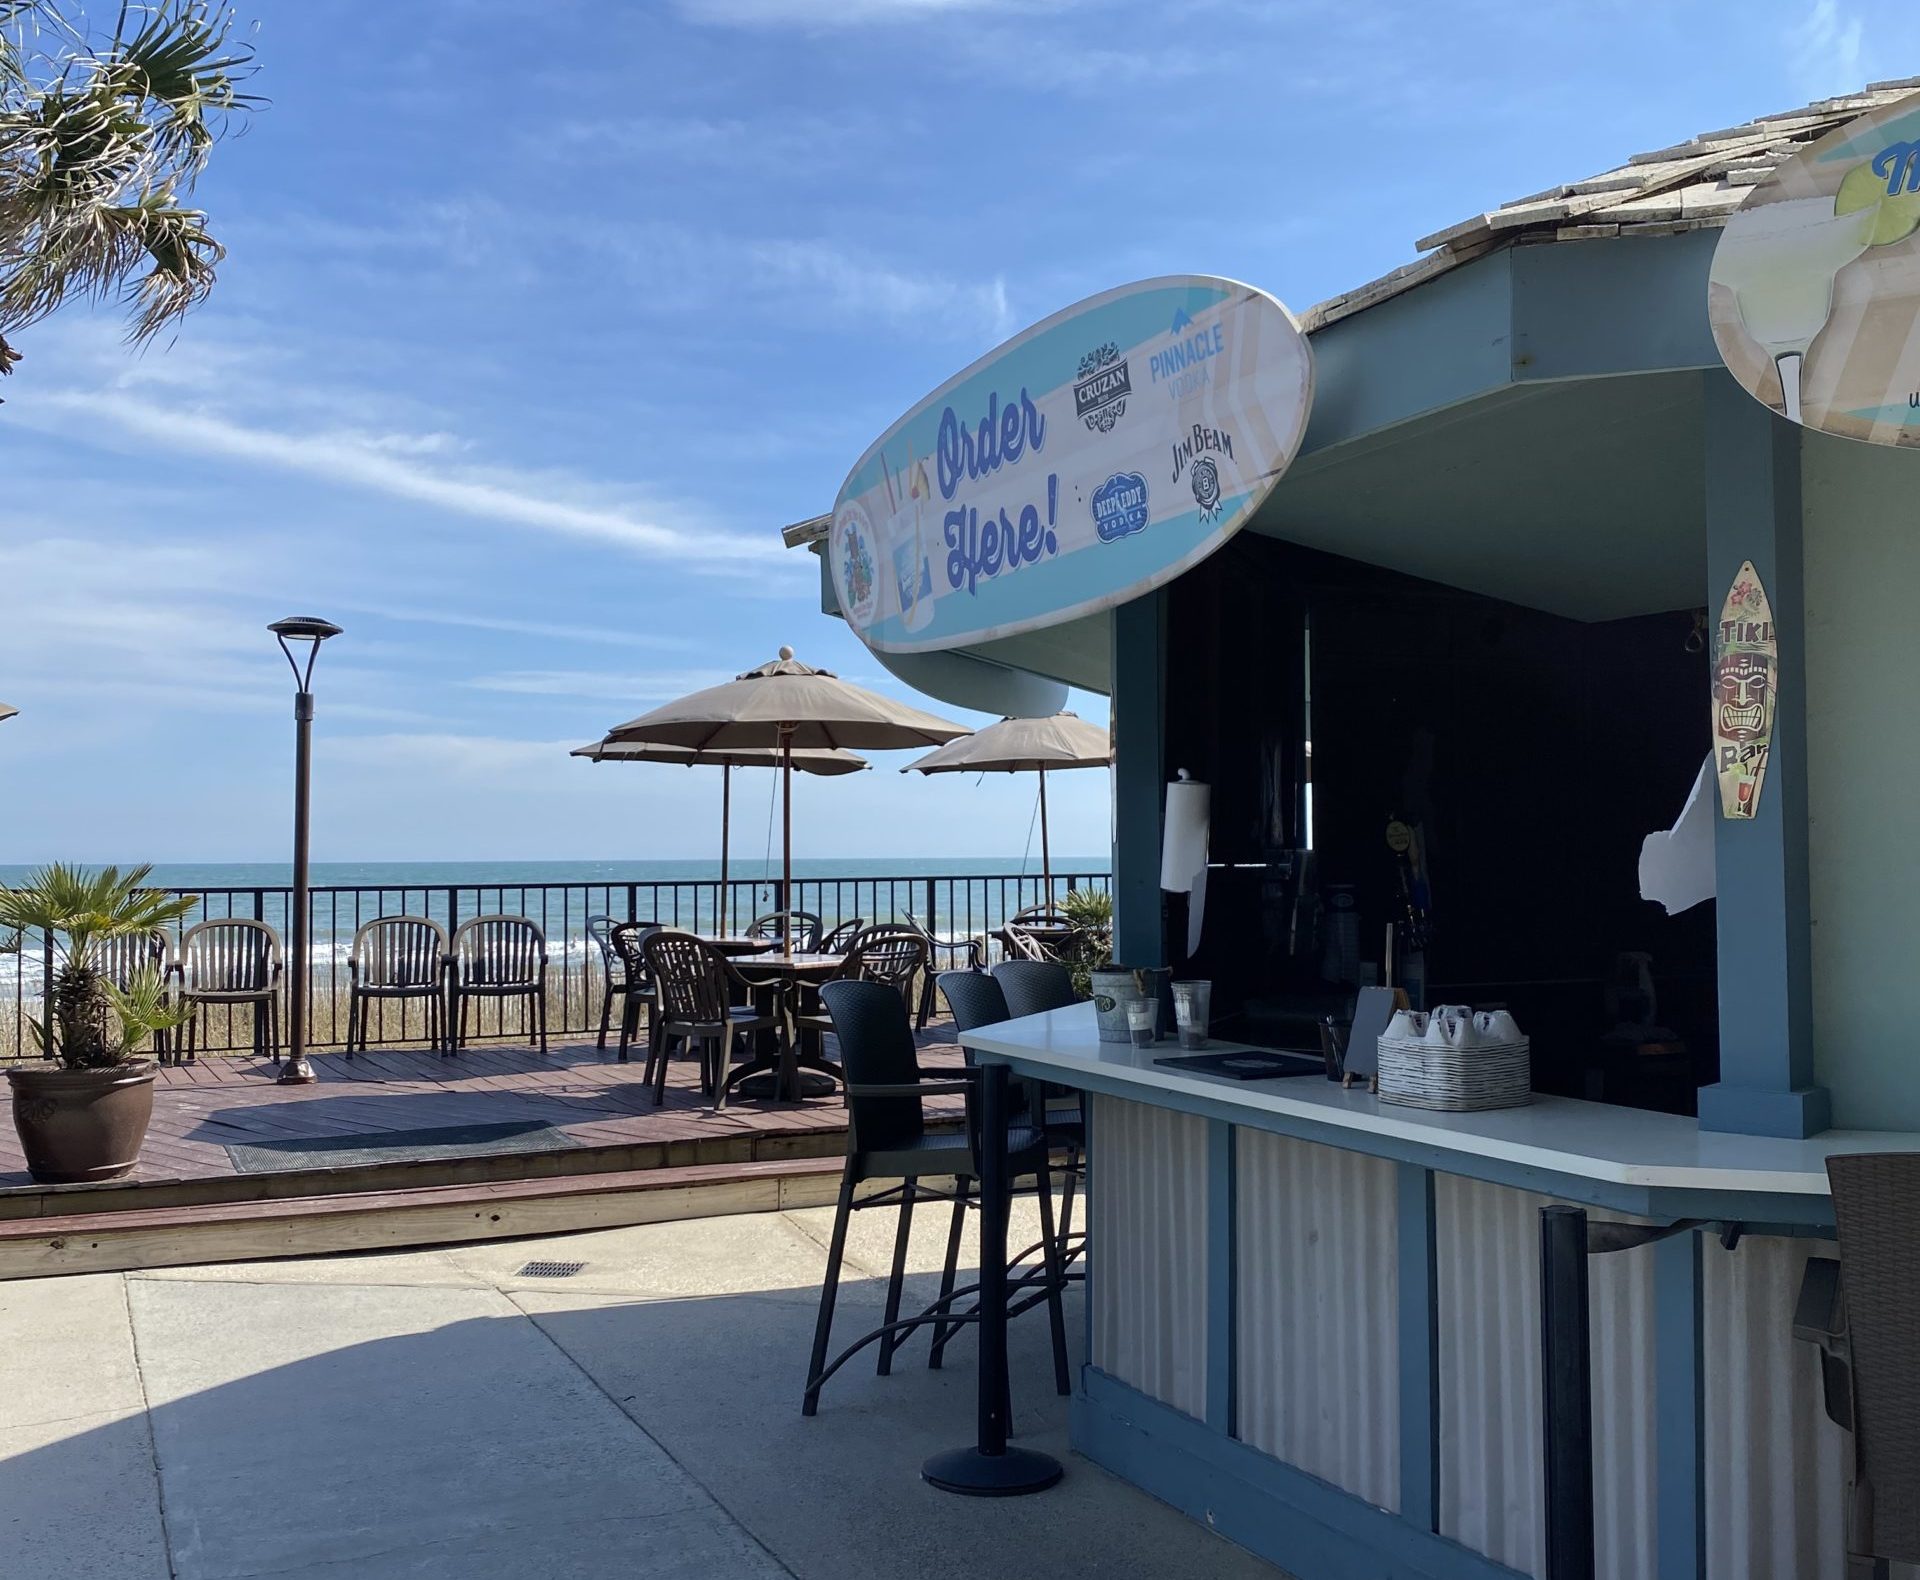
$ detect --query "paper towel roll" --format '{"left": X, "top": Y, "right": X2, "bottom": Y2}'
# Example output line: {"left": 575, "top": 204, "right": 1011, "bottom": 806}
{"left": 1161, "top": 773, "right": 1209, "bottom": 894}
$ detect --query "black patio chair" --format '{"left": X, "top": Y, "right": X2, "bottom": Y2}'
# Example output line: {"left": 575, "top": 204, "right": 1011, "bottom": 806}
{"left": 173, "top": 917, "right": 282, "bottom": 1064}
{"left": 791, "top": 924, "right": 929, "bottom": 1047}
{"left": 608, "top": 921, "right": 663, "bottom": 1063}
{"left": 943, "top": 968, "right": 1087, "bottom": 1278}
{"left": 1795, "top": 1153, "right": 1920, "bottom": 1578}
{"left": 747, "top": 910, "right": 823, "bottom": 953}
{"left": 903, "top": 909, "right": 985, "bottom": 1030}
{"left": 448, "top": 915, "right": 549, "bottom": 1056}
{"left": 802, "top": 979, "right": 1068, "bottom": 1416}
{"left": 641, "top": 929, "right": 785, "bottom": 1107}
{"left": 345, "top": 915, "right": 449, "bottom": 1056}
{"left": 991, "top": 959, "right": 1079, "bottom": 1019}
{"left": 937, "top": 968, "right": 1010, "bottom": 1038}
{"left": 90, "top": 927, "right": 174, "bottom": 1063}
{"left": 818, "top": 918, "right": 866, "bottom": 955}
{"left": 588, "top": 913, "right": 656, "bottom": 1050}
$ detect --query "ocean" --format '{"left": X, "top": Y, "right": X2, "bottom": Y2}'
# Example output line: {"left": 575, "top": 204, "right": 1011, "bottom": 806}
{"left": 0, "top": 857, "right": 1108, "bottom": 890}
{"left": 0, "top": 857, "right": 1111, "bottom": 1003}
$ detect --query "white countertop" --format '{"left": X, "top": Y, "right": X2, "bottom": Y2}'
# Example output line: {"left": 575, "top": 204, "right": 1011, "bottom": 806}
{"left": 962, "top": 1005, "right": 1920, "bottom": 1199}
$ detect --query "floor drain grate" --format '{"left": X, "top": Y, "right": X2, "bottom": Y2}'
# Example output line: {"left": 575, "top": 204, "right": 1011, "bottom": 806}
{"left": 514, "top": 1260, "right": 587, "bottom": 1279}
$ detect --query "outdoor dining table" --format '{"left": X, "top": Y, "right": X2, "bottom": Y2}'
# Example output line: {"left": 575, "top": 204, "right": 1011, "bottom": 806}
{"left": 698, "top": 935, "right": 777, "bottom": 958}
{"left": 726, "top": 952, "right": 846, "bottom": 1102}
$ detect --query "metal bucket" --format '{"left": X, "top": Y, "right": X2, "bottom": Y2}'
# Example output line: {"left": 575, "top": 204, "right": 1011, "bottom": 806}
{"left": 1090, "top": 965, "right": 1171, "bottom": 1043}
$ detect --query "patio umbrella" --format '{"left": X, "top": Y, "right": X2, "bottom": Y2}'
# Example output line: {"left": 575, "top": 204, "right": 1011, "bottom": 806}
{"left": 571, "top": 738, "right": 866, "bottom": 934}
{"left": 606, "top": 648, "right": 966, "bottom": 952}
{"left": 901, "top": 711, "right": 1111, "bottom": 897}
{"left": 0, "top": 705, "right": 16, "bottom": 722}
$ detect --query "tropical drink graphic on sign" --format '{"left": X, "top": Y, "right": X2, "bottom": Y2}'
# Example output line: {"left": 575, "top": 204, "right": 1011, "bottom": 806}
{"left": 830, "top": 276, "right": 1314, "bottom": 653}
{"left": 1712, "top": 561, "right": 1778, "bottom": 820}
{"left": 1710, "top": 90, "right": 1920, "bottom": 442}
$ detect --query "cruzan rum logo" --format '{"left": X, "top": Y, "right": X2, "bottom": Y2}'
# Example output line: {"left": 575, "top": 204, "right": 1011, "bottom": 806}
{"left": 1073, "top": 342, "right": 1131, "bottom": 434}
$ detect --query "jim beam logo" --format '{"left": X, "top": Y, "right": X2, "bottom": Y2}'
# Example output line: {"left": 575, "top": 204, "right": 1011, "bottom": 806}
{"left": 1073, "top": 342, "right": 1131, "bottom": 434}
{"left": 1170, "top": 422, "right": 1234, "bottom": 524}
{"left": 1713, "top": 561, "right": 1777, "bottom": 819}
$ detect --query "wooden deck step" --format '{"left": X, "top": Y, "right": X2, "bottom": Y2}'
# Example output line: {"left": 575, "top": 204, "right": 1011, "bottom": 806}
{"left": 0, "top": 1155, "right": 862, "bottom": 1281}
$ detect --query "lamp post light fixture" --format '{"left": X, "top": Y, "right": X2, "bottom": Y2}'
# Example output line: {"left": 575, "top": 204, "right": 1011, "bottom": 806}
{"left": 269, "top": 616, "right": 342, "bottom": 1085}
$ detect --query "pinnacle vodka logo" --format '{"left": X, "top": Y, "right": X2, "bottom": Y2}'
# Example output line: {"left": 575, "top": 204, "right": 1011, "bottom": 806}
{"left": 1151, "top": 306, "right": 1225, "bottom": 400}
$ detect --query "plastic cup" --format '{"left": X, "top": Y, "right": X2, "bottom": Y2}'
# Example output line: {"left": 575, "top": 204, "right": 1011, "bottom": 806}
{"left": 1173, "top": 980, "right": 1212, "bottom": 1050}
{"left": 1126, "top": 997, "right": 1157, "bottom": 1048}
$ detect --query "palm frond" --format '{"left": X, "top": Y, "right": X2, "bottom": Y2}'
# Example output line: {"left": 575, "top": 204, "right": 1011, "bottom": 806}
{"left": 0, "top": 861, "right": 196, "bottom": 961}
{"left": 0, "top": 0, "right": 255, "bottom": 355}
{"left": 101, "top": 966, "right": 193, "bottom": 1056}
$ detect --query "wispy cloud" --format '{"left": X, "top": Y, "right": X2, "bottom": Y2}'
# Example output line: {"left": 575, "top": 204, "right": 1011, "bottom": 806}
{"left": 21, "top": 389, "right": 778, "bottom": 571}
{"left": 748, "top": 239, "right": 1015, "bottom": 338}
{"left": 338, "top": 602, "right": 694, "bottom": 651}
{"left": 674, "top": 0, "right": 1008, "bottom": 24}
{"left": 1788, "top": 0, "right": 1865, "bottom": 94}
{"left": 551, "top": 112, "right": 883, "bottom": 172}
{"left": 0, "top": 537, "right": 428, "bottom": 725}
{"left": 465, "top": 669, "right": 733, "bottom": 703}
{"left": 330, "top": 732, "right": 584, "bottom": 777}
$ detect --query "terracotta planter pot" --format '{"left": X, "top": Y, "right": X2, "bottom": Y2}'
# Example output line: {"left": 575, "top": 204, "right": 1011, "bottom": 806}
{"left": 6, "top": 1061, "right": 156, "bottom": 1184}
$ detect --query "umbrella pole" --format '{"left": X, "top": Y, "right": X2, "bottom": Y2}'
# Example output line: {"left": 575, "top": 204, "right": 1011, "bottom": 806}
{"left": 1039, "top": 766, "right": 1052, "bottom": 905}
{"left": 782, "top": 727, "right": 794, "bottom": 957}
{"left": 720, "top": 763, "right": 731, "bottom": 937}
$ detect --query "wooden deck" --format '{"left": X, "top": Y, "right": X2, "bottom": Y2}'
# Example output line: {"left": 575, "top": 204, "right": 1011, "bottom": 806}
{"left": 0, "top": 1022, "right": 968, "bottom": 1210}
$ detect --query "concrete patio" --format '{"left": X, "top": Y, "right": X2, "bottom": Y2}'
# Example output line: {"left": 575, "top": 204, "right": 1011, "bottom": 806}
{"left": 0, "top": 1197, "right": 1286, "bottom": 1579}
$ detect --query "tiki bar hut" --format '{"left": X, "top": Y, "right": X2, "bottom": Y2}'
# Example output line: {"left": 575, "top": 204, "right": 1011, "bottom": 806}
{"left": 780, "top": 86, "right": 1920, "bottom": 1580}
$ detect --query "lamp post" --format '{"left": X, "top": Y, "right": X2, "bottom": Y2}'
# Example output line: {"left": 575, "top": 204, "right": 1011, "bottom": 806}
{"left": 269, "top": 617, "right": 341, "bottom": 1085}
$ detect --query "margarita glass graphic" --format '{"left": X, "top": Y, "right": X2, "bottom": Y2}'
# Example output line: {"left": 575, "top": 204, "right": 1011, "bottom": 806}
{"left": 888, "top": 503, "right": 931, "bottom": 632}
{"left": 1714, "top": 195, "right": 1880, "bottom": 423}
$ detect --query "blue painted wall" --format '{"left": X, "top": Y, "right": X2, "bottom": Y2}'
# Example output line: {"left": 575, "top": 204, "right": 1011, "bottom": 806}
{"left": 1802, "top": 428, "right": 1920, "bottom": 1128}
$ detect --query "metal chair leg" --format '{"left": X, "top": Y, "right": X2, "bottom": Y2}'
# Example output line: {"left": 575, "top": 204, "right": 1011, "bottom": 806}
{"left": 929, "top": 1174, "right": 971, "bottom": 1370}
{"left": 1034, "top": 1158, "right": 1071, "bottom": 1396}
{"left": 1058, "top": 1143, "right": 1080, "bottom": 1245}
{"left": 651, "top": 1030, "right": 674, "bottom": 1105}
{"left": 596, "top": 983, "right": 614, "bottom": 1050}
{"left": 804, "top": 1164, "right": 858, "bottom": 1416}
{"left": 879, "top": 1181, "right": 917, "bottom": 1376}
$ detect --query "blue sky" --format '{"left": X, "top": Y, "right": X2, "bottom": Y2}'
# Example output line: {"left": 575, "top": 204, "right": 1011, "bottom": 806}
{"left": 0, "top": 0, "right": 1910, "bottom": 864}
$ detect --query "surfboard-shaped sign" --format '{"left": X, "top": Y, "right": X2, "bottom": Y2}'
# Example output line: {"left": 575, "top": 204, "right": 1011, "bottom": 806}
{"left": 1713, "top": 561, "right": 1777, "bottom": 820}
{"left": 829, "top": 275, "right": 1313, "bottom": 653}
{"left": 1710, "top": 88, "right": 1920, "bottom": 444}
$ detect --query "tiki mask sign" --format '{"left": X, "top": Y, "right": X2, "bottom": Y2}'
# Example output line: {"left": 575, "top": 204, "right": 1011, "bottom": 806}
{"left": 1713, "top": 561, "right": 1778, "bottom": 819}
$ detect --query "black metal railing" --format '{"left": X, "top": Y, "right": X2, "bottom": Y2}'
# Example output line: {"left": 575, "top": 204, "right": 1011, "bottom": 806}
{"left": 3, "top": 869, "right": 1109, "bottom": 1057}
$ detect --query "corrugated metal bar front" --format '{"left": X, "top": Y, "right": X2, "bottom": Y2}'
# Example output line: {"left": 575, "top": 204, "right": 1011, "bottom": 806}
{"left": 1703, "top": 1234, "right": 1850, "bottom": 1580}
{"left": 1088, "top": 1094, "right": 1209, "bottom": 1419}
{"left": 1235, "top": 1128, "right": 1400, "bottom": 1511}
{"left": 1434, "top": 1175, "right": 1658, "bottom": 1580}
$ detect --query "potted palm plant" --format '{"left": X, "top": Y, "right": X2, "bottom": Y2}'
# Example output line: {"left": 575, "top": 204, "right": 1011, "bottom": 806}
{"left": 1, "top": 866, "right": 196, "bottom": 1183}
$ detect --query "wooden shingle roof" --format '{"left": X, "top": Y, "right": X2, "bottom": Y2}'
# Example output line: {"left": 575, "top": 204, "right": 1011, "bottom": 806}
{"left": 1302, "top": 80, "right": 1920, "bottom": 331}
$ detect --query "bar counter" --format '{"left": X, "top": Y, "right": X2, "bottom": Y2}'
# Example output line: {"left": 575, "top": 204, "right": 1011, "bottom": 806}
{"left": 963, "top": 1006, "right": 1897, "bottom": 1580}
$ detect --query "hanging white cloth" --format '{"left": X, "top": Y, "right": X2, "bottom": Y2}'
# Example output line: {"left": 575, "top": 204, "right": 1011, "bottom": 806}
{"left": 1638, "top": 754, "right": 1717, "bottom": 915}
